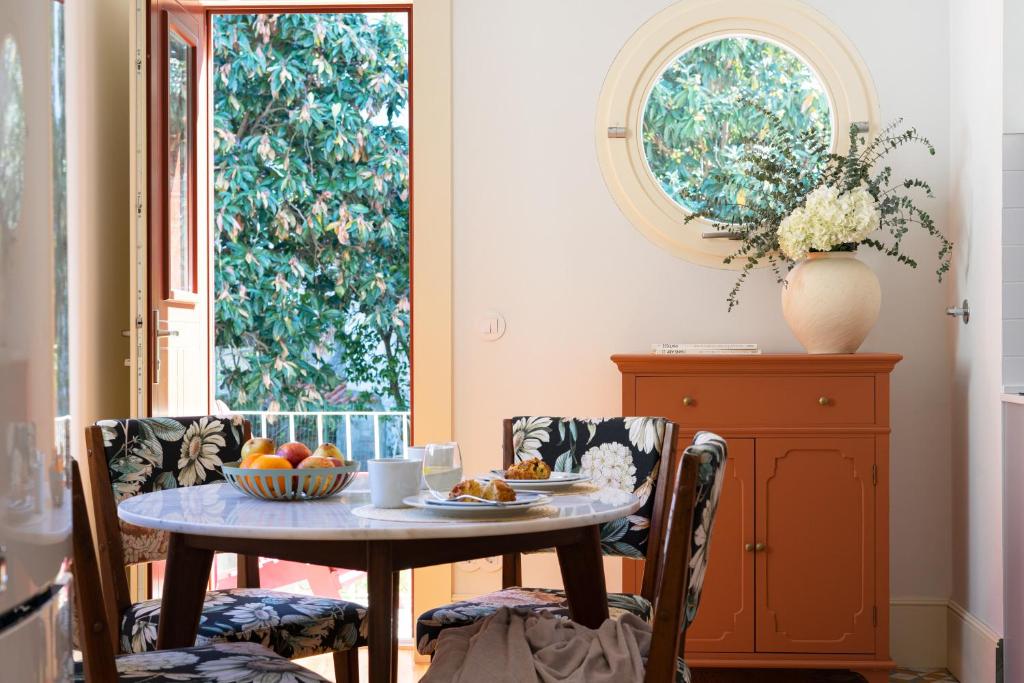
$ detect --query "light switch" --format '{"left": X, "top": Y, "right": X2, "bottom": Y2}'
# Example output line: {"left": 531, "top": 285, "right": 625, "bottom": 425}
{"left": 479, "top": 311, "right": 507, "bottom": 341}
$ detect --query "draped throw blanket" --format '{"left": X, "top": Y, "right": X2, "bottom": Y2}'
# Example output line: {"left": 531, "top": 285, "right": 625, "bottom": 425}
{"left": 421, "top": 607, "right": 652, "bottom": 683}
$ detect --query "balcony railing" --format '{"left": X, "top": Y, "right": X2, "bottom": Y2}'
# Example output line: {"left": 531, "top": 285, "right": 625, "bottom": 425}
{"left": 225, "top": 410, "right": 410, "bottom": 464}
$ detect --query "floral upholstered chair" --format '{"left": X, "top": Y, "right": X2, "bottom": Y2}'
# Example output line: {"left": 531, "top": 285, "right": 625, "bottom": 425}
{"left": 416, "top": 416, "right": 685, "bottom": 655}
{"left": 84, "top": 416, "right": 366, "bottom": 683}
{"left": 72, "top": 459, "right": 331, "bottom": 683}
{"left": 421, "top": 433, "right": 729, "bottom": 683}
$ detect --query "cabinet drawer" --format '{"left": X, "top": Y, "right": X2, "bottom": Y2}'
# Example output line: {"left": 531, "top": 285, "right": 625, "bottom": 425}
{"left": 634, "top": 375, "right": 875, "bottom": 427}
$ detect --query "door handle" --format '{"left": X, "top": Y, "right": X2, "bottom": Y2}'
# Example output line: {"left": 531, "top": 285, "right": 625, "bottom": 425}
{"left": 151, "top": 310, "right": 179, "bottom": 383}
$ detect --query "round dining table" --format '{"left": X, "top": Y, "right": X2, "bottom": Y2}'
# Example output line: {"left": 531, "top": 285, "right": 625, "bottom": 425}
{"left": 117, "top": 475, "right": 641, "bottom": 683}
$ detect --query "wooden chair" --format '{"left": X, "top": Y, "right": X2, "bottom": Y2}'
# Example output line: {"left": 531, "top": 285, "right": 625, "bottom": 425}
{"left": 415, "top": 416, "right": 679, "bottom": 655}
{"left": 423, "top": 434, "right": 727, "bottom": 681}
{"left": 72, "top": 458, "right": 331, "bottom": 682}
{"left": 83, "top": 416, "right": 363, "bottom": 681}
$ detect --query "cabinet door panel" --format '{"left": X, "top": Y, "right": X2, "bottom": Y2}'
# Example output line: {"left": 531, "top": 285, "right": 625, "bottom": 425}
{"left": 685, "top": 439, "right": 755, "bottom": 653}
{"left": 756, "top": 437, "right": 875, "bottom": 654}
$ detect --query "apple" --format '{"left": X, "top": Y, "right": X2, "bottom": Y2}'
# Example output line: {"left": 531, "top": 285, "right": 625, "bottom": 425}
{"left": 313, "top": 443, "right": 345, "bottom": 467}
{"left": 298, "top": 455, "right": 336, "bottom": 495}
{"left": 241, "top": 437, "right": 276, "bottom": 463}
{"left": 298, "top": 455, "right": 335, "bottom": 469}
{"left": 277, "top": 441, "right": 312, "bottom": 469}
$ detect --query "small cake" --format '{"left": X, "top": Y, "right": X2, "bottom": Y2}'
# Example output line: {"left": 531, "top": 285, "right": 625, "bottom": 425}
{"left": 448, "top": 479, "right": 484, "bottom": 499}
{"left": 482, "top": 479, "right": 516, "bottom": 502}
{"left": 505, "top": 457, "right": 552, "bottom": 480}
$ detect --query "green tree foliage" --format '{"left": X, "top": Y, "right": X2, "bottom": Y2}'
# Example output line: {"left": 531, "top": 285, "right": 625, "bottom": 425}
{"left": 643, "top": 37, "right": 831, "bottom": 221}
{"left": 212, "top": 13, "right": 409, "bottom": 412}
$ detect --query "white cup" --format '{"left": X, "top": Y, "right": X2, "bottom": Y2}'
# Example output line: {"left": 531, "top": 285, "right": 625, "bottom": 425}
{"left": 404, "top": 446, "right": 429, "bottom": 490}
{"left": 405, "top": 446, "right": 427, "bottom": 462}
{"left": 368, "top": 458, "right": 422, "bottom": 508}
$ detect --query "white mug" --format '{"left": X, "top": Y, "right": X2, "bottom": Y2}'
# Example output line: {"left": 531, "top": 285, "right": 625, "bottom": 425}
{"left": 404, "top": 445, "right": 427, "bottom": 462}
{"left": 368, "top": 458, "right": 422, "bottom": 508}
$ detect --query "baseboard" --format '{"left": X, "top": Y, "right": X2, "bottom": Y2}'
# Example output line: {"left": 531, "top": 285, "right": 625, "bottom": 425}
{"left": 891, "top": 598, "right": 950, "bottom": 668}
{"left": 948, "top": 600, "right": 1001, "bottom": 683}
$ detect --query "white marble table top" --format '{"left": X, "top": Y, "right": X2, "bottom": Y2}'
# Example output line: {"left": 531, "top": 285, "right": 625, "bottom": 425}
{"left": 117, "top": 474, "right": 641, "bottom": 541}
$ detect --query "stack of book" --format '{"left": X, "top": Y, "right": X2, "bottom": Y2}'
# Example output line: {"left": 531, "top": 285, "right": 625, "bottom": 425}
{"left": 651, "top": 343, "right": 762, "bottom": 355}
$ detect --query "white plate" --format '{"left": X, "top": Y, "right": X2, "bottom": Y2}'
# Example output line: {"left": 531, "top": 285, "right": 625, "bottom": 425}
{"left": 402, "top": 492, "right": 551, "bottom": 515}
{"left": 482, "top": 470, "right": 591, "bottom": 491}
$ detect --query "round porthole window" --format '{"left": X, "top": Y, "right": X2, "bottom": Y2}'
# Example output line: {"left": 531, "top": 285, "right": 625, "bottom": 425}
{"left": 641, "top": 36, "right": 833, "bottom": 224}
{"left": 596, "top": 0, "right": 878, "bottom": 267}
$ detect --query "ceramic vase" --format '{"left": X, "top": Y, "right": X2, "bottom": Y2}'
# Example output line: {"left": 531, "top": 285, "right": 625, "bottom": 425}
{"left": 781, "top": 251, "right": 880, "bottom": 354}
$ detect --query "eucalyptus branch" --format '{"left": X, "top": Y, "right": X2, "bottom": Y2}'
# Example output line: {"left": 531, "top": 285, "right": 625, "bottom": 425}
{"left": 676, "top": 109, "right": 953, "bottom": 308}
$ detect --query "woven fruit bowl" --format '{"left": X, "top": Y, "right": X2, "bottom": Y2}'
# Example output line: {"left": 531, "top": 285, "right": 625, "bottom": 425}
{"left": 221, "top": 461, "right": 359, "bottom": 501}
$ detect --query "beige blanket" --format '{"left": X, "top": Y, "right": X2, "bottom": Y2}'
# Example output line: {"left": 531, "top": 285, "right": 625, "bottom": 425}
{"left": 421, "top": 607, "right": 652, "bottom": 683}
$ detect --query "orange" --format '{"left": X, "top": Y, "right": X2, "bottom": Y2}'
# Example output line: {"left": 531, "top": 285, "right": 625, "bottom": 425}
{"left": 251, "top": 455, "right": 292, "bottom": 496}
{"left": 240, "top": 453, "right": 263, "bottom": 469}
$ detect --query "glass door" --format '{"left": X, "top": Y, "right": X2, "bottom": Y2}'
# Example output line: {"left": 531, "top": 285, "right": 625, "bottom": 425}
{"left": 148, "top": 0, "right": 210, "bottom": 416}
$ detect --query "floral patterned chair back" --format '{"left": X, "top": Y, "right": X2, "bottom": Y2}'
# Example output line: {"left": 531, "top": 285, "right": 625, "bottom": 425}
{"left": 680, "top": 431, "right": 728, "bottom": 632}
{"left": 87, "top": 415, "right": 250, "bottom": 567}
{"left": 509, "top": 416, "right": 674, "bottom": 559}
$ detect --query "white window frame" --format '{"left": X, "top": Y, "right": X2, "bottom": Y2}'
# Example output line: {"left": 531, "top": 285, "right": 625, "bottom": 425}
{"left": 595, "top": 0, "right": 879, "bottom": 268}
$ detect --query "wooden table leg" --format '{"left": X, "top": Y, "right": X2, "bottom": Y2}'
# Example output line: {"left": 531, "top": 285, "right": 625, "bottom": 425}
{"left": 156, "top": 533, "right": 214, "bottom": 649}
{"left": 556, "top": 525, "right": 610, "bottom": 629}
{"left": 367, "top": 541, "right": 396, "bottom": 683}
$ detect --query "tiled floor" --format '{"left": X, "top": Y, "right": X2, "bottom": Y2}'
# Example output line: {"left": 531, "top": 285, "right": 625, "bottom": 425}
{"left": 889, "top": 670, "right": 959, "bottom": 683}
{"left": 299, "top": 652, "right": 958, "bottom": 683}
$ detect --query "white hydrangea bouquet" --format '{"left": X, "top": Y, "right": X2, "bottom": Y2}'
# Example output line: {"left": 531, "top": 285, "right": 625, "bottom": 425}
{"left": 682, "top": 113, "right": 953, "bottom": 311}
{"left": 777, "top": 185, "right": 878, "bottom": 261}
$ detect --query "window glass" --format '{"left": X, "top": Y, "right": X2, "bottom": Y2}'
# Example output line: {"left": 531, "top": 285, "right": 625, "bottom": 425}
{"left": 642, "top": 36, "right": 832, "bottom": 223}
{"left": 167, "top": 30, "right": 193, "bottom": 292}
{"left": 0, "top": 35, "right": 24, "bottom": 240}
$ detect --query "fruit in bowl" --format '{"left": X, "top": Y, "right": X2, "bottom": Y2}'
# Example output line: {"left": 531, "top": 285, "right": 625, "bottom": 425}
{"left": 229, "top": 439, "right": 355, "bottom": 499}
{"left": 298, "top": 455, "right": 338, "bottom": 495}
{"left": 240, "top": 437, "right": 276, "bottom": 468}
{"left": 312, "top": 443, "right": 345, "bottom": 466}
{"left": 250, "top": 454, "right": 292, "bottom": 496}
{"left": 275, "top": 441, "right": 311, "bottom": 468}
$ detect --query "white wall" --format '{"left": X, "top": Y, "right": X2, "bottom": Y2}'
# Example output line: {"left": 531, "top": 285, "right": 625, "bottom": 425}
{"left": 946, "top": 0, "right": 1005, "bottom": 662}
{"left": 66, "top": 0, "right": 131, "bottom": 446}
{"left": 451, "top": 0, "right": 954, "bottom": 609}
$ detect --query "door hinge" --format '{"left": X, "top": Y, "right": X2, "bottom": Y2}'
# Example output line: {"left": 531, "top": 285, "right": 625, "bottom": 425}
{"left": 135, "top": 49, "right": 142, "bottom": 74}
{"left": 135, "top": 192, "right": 143, "bottom": 217}
{"left": 872, "top": 464, "right": 878, "bottom": 486}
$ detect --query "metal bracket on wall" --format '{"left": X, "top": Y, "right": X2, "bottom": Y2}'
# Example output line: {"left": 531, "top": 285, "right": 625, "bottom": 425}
{"left": 946, "top": 299, "right": 970, "bottom": 324}
{"left": 701, "top": 230, "right": 743, "bottom": 240}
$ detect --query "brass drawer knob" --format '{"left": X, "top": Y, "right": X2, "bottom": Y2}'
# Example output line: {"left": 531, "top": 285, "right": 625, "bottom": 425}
{"left": 755, "top": 543, "right": 766, "bottom": 552}
{"left": 744, "top": 543, "right": 754, "bottom": 552}
{"left": 818, "top": 396, "right": 831, "bottom": 406}
{"left": 682, "top": 396, "right": 696, "bottom": 407}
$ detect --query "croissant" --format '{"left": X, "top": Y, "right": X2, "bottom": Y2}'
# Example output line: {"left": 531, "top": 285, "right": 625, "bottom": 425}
{"left": 505, "top": 457, "right": 552, "bottom": 480}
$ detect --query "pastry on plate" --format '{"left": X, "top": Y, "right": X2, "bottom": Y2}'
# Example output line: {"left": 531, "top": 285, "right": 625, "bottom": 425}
{"left": 505, "top": 457, "right": 551, "bottom": 480}
{"left": 482, "top": 479, "right": 516, "bottom": 502}
{"left": 448, "top": 478, "right": 517, "bottom": 502}
{"left": 448, "top": 479, "right": 485, "bottom": 500}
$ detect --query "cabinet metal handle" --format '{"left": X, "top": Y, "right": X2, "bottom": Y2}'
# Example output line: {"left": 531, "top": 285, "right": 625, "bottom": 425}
{"left": 755, "top": 543, "right": 766, "bottom": 552}
{"left": 744, "top": 543, "right": 754, "bottom": 552}
{"left": 682, "top": 396, "right": 696, "bottom": 407}
{"left": 818, "top": 396, "right": 831, "bottom": 406}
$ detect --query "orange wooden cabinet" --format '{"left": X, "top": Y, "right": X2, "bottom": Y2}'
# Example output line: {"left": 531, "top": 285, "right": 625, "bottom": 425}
{"left": 613, "top": 353, "right": 900, "bottom": 683}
